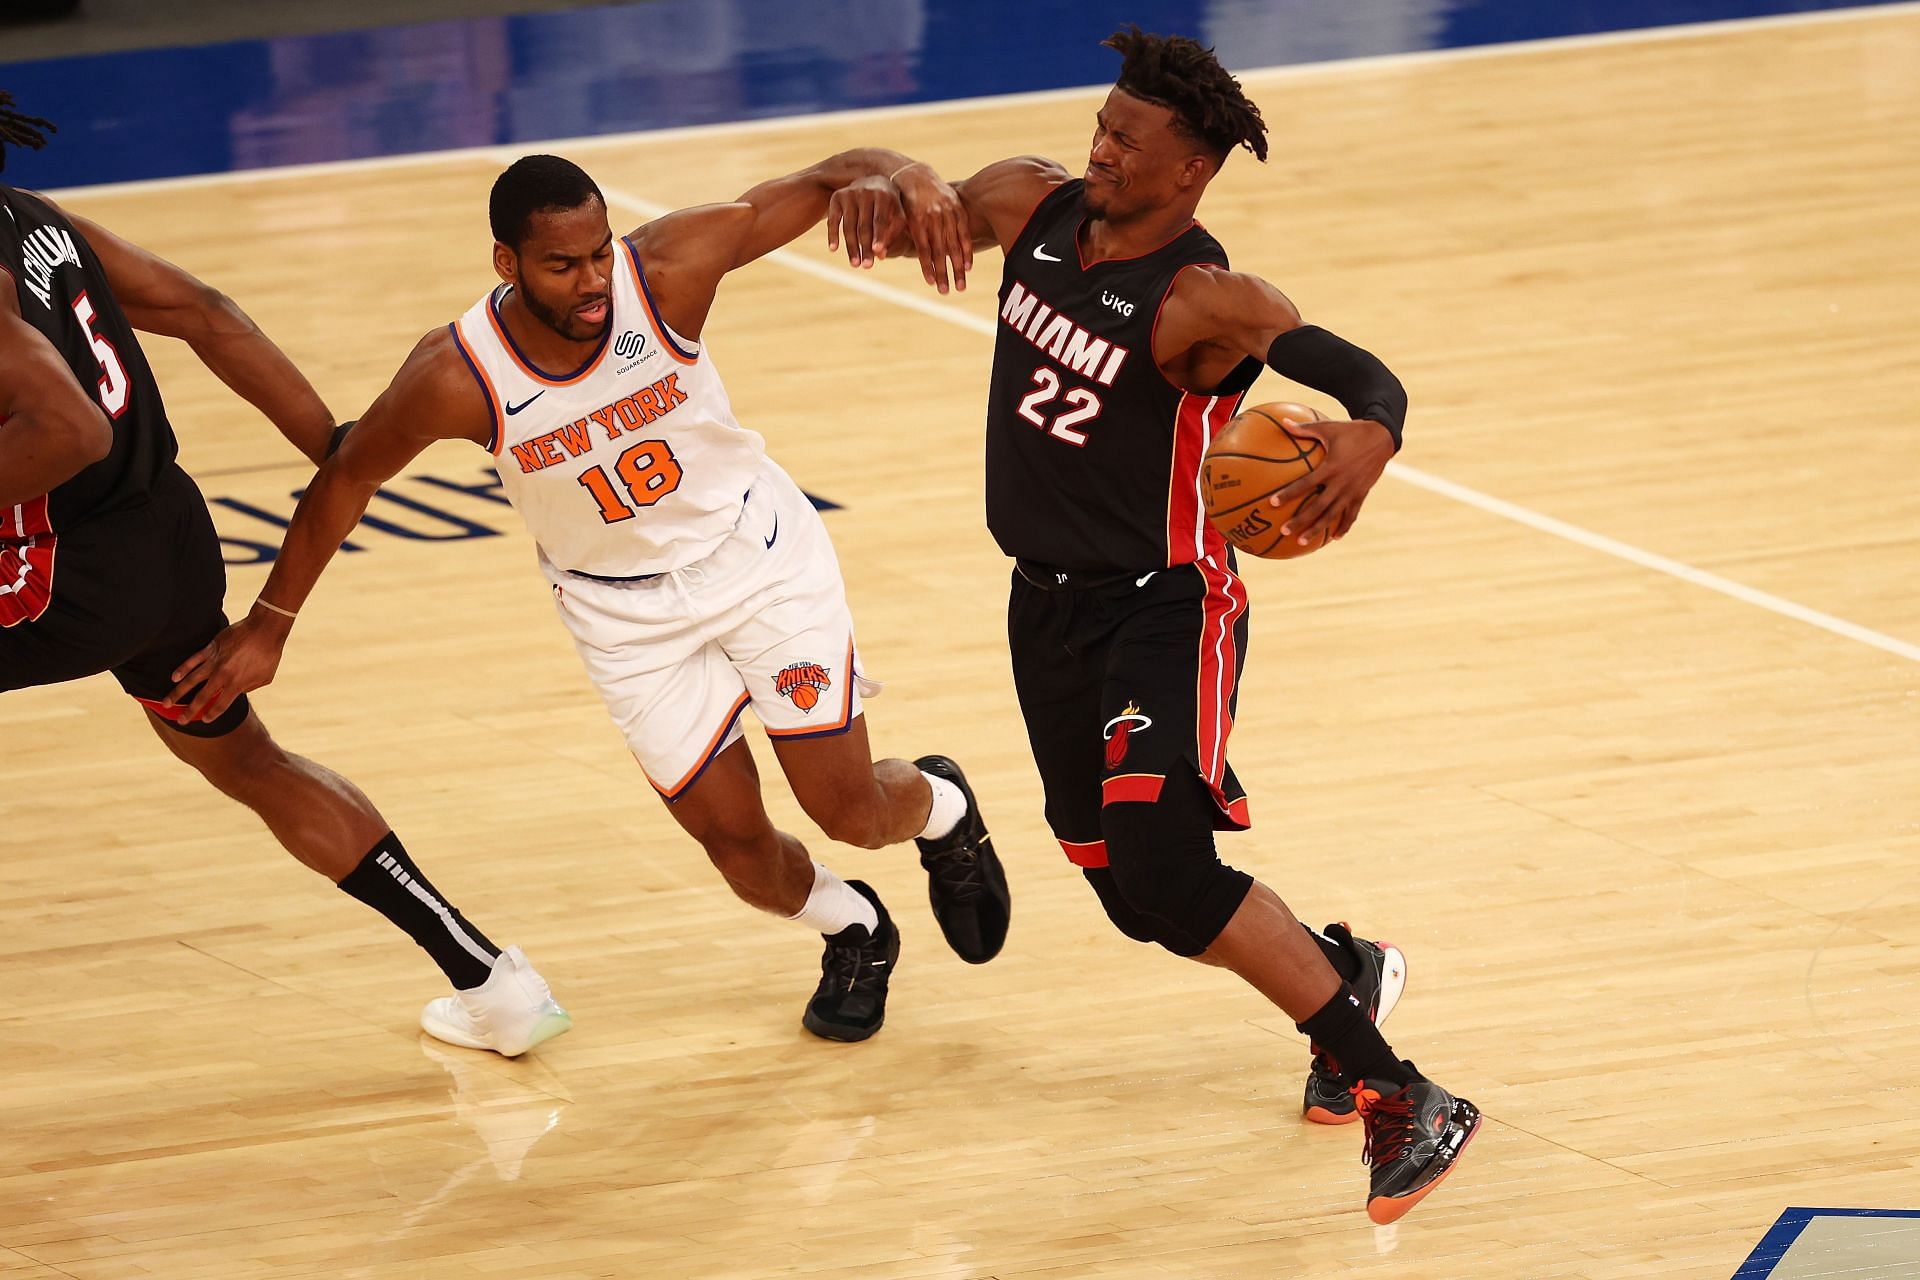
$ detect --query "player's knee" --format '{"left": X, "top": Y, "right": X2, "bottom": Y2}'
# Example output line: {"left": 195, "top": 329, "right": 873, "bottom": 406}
{"left": 1082, "top": 866, "right": 1203, "bottom": 954}
{"left": 799, "top": 783, "right": 890, "bottom": 850}
{"left": 172, "top": 718, "right": 287, "bottom": 800}
{"left": 1102, "top": 802, "right": 1250, "bottom": 955}
{"left": 698, "top": 826, "right": 784, "bottom": 898}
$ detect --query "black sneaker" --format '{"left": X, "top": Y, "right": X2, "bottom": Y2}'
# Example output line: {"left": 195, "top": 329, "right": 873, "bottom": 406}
{"left": 912, "top": 755, "right": 1011, "bottom": 964}
{"left": 1354, "top": 1071, "right": 1481, "bottom": 1224}
{"left": 1303, "top": 924, "right": 1408, "bottom": 1125}
{"left": 800, "top": 881, "right": 899, "bottom": 1043}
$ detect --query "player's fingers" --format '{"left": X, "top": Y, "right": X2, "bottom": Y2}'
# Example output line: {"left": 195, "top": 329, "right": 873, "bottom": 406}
{"left": 1267, "top": 473, "right": 1323, "bottom": 509}
{"left": 1332, "top": 503, "right": 1360, "bottom": 540}
{"left": 1285, "top": 489, "right": 1338, "bottom": 541}
{"left": 871, "top": 198, "right": 901, "bottom": 263}
{"left": 924, "top": 218, "right": 952, "bottom": 294}
{"left": 180, "top": 677, "right": 227, "bottom": 725}
{"left": 164, "top": 646, "right": 218, "bottom": 704}
{"left": 949, "top": 219, "right": 969, "bottom": 292}
{"left": 912, "top": 212, "right": 940, "bottom": 287}
{"left": 853, "top": 196, "right": 876, "bottom": 268}
{"left": 825, "top": 194, "right": 844, "bottom": 256}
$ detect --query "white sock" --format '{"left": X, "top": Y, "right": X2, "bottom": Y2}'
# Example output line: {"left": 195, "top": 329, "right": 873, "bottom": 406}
{"left": 917, "top": 771, "right": 968, "bottom": 841}
{"left": 787, "top": 862, "right": 879, "bottom": 936}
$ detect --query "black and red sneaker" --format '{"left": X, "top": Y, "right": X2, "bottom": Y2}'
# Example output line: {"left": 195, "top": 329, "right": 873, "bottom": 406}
{"left": 1303, "top": 924, "right": 1408, "bottom": 1124}
{"left": 912, "top": 755, "right": 1011, "bottom": 963}
{"left": 1353, "top": 1071, "right": 1481, "bottom": 1224}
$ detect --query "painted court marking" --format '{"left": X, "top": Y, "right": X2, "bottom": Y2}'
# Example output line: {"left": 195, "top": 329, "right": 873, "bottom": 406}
{"left": 46, "top": 2, "right": 1920, "bottom": 668}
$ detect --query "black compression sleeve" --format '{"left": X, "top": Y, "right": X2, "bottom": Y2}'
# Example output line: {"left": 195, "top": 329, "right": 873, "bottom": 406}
{"left": 1264, "top": 326, "right": 1407, "bottom": 450}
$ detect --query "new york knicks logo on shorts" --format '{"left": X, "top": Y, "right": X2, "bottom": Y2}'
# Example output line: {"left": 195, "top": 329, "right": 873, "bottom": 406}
{"left": 775, "top": 661, "right": 833, "bottom": 712}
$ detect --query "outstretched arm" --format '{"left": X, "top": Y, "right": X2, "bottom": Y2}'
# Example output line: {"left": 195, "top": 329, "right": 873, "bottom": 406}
{"left": 0, "top": 287, "right": 112, "bottom": 510}
{"left": 1160, "top": 267, "right": 1408, "bottom": 546}
{"left": 54, "top": 201, "right": 339, "bottom": 464}
{"left": 163, "top": 329, "right": 489, "bottom": 721}
{"left": 629, "top": 148, "right": 971, "bottom": 333}
{"left": 841, "top": 154, "right": 1068, "bottom": 275}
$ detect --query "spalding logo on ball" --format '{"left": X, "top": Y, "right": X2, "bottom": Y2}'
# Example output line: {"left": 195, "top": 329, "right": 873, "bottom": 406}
{"left": 1200, "top": 401, "right": 1331, "bottom": 560}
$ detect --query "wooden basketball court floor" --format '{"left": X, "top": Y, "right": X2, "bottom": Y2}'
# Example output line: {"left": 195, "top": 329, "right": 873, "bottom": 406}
{"left": 5, "top": 7, "right": 1919, "bottom": 1277}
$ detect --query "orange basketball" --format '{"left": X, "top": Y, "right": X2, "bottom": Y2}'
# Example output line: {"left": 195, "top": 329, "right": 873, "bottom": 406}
{"left": 790, "top": 684, "right": 820, "bottom": 711}
{"left": 1200, "top": 401, "right": 1331, "bottom": 560}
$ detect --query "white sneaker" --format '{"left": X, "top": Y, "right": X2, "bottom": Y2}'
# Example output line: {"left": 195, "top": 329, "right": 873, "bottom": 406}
{"left": 420, "top": 946, "right": 572, "bottom": 1057}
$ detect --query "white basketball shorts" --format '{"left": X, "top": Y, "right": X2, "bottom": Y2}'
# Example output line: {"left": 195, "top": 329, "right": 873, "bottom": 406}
{"left": 540, "top": 457, "right": 878, "bottom": 800}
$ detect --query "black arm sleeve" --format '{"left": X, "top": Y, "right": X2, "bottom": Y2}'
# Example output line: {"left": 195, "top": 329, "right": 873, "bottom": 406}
{"left": 1264, "top": 325, "right": 1407, "bottom": 451}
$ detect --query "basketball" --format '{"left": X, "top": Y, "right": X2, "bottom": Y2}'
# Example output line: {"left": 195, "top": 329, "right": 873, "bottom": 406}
{"left": 791, "top": 684, "right": 819, "bottom": 711}
{"left": 1200, "top": 402, "right": 1332, "bottom": 560}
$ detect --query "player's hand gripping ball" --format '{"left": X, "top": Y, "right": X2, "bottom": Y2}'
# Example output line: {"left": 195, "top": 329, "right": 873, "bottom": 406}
{"left": 1200, "top": 402, "right": 1333, "bottom": 560}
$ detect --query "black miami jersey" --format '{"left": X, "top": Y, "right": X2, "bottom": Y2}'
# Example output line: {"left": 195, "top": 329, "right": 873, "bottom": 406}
{"left": 985, "top": 179, "right": 1257, "bottom": 574}
{"left": 1, "top": 183, "right": 176, "bottom": 536}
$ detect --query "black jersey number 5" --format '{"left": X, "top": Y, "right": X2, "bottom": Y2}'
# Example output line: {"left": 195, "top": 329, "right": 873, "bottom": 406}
{"left": 576, "top": 438, "right": 685, "bottom": 523}
{"left": 1015, "top": 366, "right": 1102, "bottom": 447}
{"left": 72, "top": 291, "right": 130, "bottom": 419}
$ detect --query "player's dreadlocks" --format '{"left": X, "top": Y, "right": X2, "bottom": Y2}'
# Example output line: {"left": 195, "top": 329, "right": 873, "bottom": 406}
{"left": 1102, "top": 27, "right": 1268, "bottom": 165}
{"left": 0, "top": 90, "right": 57, "bottom": 173}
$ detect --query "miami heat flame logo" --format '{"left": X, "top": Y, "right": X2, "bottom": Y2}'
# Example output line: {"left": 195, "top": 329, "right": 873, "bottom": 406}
{"left": 775, "top": 661, "right": 833, "bottom": 712}
{"left": 1103, "top": 702, "right": 1152, "bottom": 769}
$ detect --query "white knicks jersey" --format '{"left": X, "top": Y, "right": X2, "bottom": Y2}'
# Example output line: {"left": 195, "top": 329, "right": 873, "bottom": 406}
{"left": 450, "top": 236, "right": 766, "bottom": 577}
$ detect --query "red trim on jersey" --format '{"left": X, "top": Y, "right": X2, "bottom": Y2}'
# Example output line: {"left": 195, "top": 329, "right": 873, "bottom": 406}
{"left": 133, "top": 694, "right": 192, "bottom": 723}
{"left": 447, "top": 323, "right": 504, "bottom": 454}
{"left": 0, "top": 494, "right": 57, "bottom": 628}
{"left": 1007, "top": 177, "right": 1072, "bottom": 255}
{"left": 1059, "top": 837, "right": 1109, "bottom": 868}
{"left": 1102, "top": 772, "right": 1167, "bottom": 806}
{"left": 1146, "top": 261, "right": 1229, "bottom": 394}
{"left": 622, "top": 238, "right": 699, "bottom": 367}
{"left": 1193, "top": 551, "right": 1251, "bottom": 827}
{"left": 1074, "top": 214, "right": 1198, "bottom": 272}
{"left": 1166, "top": 392, "right": 1240, "bottom": 567}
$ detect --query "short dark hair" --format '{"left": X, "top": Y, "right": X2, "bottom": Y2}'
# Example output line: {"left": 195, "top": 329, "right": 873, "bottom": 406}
{"left": 1102, "top": 27, "right": 1268, "bottom": 165}
{"left": 0, "top": 90, "right": 56, "bottom": 174}
{"left": 489, "top": 154, "right": 605, "bottom": 248}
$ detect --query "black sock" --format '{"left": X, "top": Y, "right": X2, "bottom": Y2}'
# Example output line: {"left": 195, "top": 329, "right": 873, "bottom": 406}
{"left": 338, "top": 832, "right": 501, "bottom": 990}
{"left": 1305, "top": 922, "right": 1362, "bottom": 983}
{"left": 1296, "top": 984, "right": 1418, "bottom": 1089}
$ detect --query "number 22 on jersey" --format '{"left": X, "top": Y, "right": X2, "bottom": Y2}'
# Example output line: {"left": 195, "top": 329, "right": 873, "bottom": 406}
{"left": 1016, "top": 366, "right": 1102, "bottom": 446}
{"left": 577, "top": 437, "right": 684, "bottom": 523}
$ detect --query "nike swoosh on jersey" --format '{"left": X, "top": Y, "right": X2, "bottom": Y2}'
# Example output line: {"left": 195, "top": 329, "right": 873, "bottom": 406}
{"left": 764, "top": 513, "right": 779, "bottom": 549}
{"left": 1135, "top": 571, "right": 1158, "bottom": 587}
{"left": 1032, "top": 243, "right": 1062, "bottom": 262}
{"left": 505, "top": 391, "right": 546, "bottom": 415}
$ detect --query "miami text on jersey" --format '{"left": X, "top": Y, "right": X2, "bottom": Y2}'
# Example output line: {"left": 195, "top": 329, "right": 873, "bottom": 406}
{"left": 999, "top": 281, "right": 1130, "bottom": 387}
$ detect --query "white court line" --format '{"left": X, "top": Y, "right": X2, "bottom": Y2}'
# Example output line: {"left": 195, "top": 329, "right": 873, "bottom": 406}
{"left": 45, "top": 0, "right": 1920, "bottom": 201}
{"left": 595, "top": 179, "right": 1920, "bottom": 668}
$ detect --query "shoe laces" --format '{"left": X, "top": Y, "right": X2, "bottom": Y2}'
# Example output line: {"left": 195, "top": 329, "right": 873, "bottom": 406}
{"left": 821, "top": 929, "right": 889, "bottom": 993}
{"left": 923, "top": 838, "right": 985, "bottom": 901}
{"left": 1354, "top": 1085, "right": 1415, "bottom": 1167}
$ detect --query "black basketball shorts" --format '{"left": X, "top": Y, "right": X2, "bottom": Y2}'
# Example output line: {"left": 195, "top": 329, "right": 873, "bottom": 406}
{"left": 0, "top": 464, "right": 250, "bottom": 736}
{"left": 1008, "top": 556, "right": 1252, "bottom": 868}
